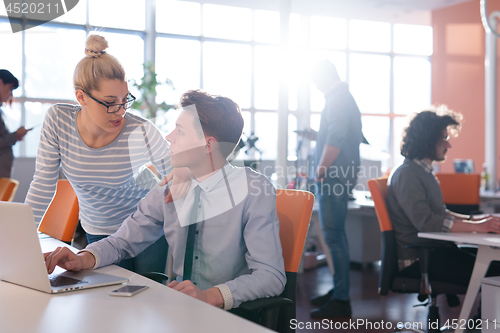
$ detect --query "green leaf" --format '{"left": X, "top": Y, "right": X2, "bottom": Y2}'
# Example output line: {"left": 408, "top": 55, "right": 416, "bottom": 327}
{"left": 131, "top": 61, "right": 175, "bottom": 121}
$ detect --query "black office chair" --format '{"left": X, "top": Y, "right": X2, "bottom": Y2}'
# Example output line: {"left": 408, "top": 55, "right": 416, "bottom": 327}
{"left": 139, "top": 272, "right": 169, "bottom": 285}
{"left": 368, "top": 178, "right": 468, "bottom": 333}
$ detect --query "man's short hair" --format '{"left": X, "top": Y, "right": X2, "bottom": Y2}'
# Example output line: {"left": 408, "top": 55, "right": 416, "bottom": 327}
{"left": 400, "top": 106, "right": 462, "bottom": 160}
{"left": 178, "top": 90, "right": 244, "bottom": 158}
{"left": 0, "top": 70, "right": 19, "bottom": 89}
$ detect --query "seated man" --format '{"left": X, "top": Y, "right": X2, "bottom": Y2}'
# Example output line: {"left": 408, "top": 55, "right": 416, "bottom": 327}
{"left": 44, "top": 90, "right": 286, "bottom": 313}
{"left": 386, "top": 107, "right": 500, "bottom": 288}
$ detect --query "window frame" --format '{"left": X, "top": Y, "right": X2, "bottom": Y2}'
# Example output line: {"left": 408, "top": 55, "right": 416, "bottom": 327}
{"left": 1, "top": 3, "right": 432, "bottom": 169}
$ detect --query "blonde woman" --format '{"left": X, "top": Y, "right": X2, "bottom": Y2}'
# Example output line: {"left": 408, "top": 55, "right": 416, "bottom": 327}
{"left": 26, "top": 34, "right": 184, "bottom": 273}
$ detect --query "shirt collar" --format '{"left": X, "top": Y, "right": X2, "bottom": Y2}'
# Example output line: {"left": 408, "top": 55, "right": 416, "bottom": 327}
{"left": 413, "top": 159, "right": 433, "bottom": 173}
{"left": 190, "top": 162, "right": 235, "bottom": 193}
{"left": 324, "top": 81, "right": 346, "bottom": 96}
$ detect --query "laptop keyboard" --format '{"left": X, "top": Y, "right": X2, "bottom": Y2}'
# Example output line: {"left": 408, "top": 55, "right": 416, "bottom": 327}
{"left": 49, "top": 274, "right": 88, "bottom": 288}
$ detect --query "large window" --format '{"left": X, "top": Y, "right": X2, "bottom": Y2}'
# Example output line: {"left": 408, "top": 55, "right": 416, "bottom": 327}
{"left": 1, "top": 1, "right": 432, "bottom": 169}
{"left": 0, "top": 2, "right": 146, "bottom": 156}
{"left": 203, "top": 42, "right": 252, "bottom": 109}
{"left": 157, "top": 5, "right": 432, "bottom": 165}
{"left": 307, "top": 21, "right": 432, "bottom": 168}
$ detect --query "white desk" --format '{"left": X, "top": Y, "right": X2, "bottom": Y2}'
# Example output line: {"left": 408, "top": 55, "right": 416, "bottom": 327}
{"left": 480, "top": 189, "right": 500, "bottom": 213}
{"left": 480, "top": 189, "right": 500, "bottom": 200}
{"left": 0, "top": 237, "right": 273, "bottom": 333}
{"left": 418, "top": 232, "right": 500, "bottom": 333}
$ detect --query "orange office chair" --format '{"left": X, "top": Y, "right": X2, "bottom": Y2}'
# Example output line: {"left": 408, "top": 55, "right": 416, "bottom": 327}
{"left": 0, "top": 178, "right": 19, "bottom": 202}
{"left": 38, "top": 179, "right": 80, "bottom": 243}
{"left": 435, "top": 173, "right": 481, "bottom": 215}
{"left": 238, "top": 189, "right": 315, "bottom": 333}
{"left": 368, "top": 177, "right": 467, "bottom": 333}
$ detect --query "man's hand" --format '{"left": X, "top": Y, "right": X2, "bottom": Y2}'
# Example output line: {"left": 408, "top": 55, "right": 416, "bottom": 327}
{"left": 168, "top": 280, "right": 224, "bottom": 308}
{"left": 43, "top": 247, "right": 94, "bottom": 274}
{"left": 160, "top": 168, "right": 192, "bottom": 204}
{"left": 315, "top": 145, "right": 341, "bottom": 182}
{"left": 476, "top": 216, "right": 500, "bottom": 233}
{"left": 315, "top": 173, "right": 326, "bottom": 182}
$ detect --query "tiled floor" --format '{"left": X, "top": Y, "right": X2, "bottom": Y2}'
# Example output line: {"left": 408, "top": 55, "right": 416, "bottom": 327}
{"left": 296, "top": 263, "right": 480, "bottom": 333}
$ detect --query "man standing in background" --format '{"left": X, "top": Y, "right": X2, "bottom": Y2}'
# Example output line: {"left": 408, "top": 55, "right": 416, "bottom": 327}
{"left": 0, "top": 69, "right": 30, "bottom": 178}
{"left": 304, "top": 60, "right": 363, "bottom": 319}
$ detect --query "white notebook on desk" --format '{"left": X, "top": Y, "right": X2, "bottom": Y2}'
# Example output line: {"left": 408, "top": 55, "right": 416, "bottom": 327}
{"left": 0, "top": 202, "right": 128, "bottom": 294}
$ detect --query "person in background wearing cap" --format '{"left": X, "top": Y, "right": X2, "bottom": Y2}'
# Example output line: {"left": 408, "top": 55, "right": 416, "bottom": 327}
{"left": 0, "top": 69, "right": 31, "bottom": 178}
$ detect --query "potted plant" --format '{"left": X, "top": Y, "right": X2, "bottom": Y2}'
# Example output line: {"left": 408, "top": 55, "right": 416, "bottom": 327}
{"left": 131, "top": 61, "right": 175, "bottom": 132}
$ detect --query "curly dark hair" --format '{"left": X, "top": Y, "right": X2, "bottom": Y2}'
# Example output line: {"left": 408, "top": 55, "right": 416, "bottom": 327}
{"left": 400, "top": 106, "right": 462, "bottom": 160}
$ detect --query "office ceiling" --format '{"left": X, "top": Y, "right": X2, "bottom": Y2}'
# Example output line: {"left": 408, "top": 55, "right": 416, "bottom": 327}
{"left": 212, "top": 0, "right": 478, "bottom": 24}
{"left": 286, "top": 0, "right": 476, "bottom": 24}
{"left": 352, "top": 0, "right": 474, "bottom": 12}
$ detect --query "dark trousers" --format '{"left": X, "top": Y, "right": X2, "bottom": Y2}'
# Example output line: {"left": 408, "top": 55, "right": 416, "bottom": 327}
{"left": 399, "top": 246, "right": 500, "bottom": 286}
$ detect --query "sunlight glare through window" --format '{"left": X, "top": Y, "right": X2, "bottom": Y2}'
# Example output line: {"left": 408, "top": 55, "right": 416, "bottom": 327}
{"left": 0, "top": 22, "right": 22, "bottom": 97}
{"left": 157, "top": 0, "right": 200, "bottom": 36}
{"left": 349, "top": 20, "right": 391, "bottom": 52}
{"left": 92, "top": 32, "right": 145, "bottom": 85}
{"left": 25, "top": 26, "right": 86, "bottom": 99}
{"left": 89, "top": 0, "right": 145, "bottom": 30}
{"left": 394, "top": 57, "right": 431, "bottom": 115}
{"left": 310, "top": 16, "right": 346, "bottom": 49}
{"left": 394, "top": 24, "right": 433, "bottom": 55}
{"left": 203, "top": 4, "right": 252, "bottom": 41}
{"left": 203, "top": 42, "right": 252, "bottom": 108}
{"left": 155, "top": 38, "right": 201, "bottom": 105}
{"left": 254, "top": 10, "right": 280, "bottom": 43}
{"left": 349, "top": 54, "right": 390, "bottom": 114}
{"left": 255, "top": 46, "right": 279, "bottom": 110}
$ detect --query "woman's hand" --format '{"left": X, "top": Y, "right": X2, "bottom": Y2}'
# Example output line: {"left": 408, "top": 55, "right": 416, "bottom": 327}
{"left": 160, "top": 168, "right": 192, "bottom": 204}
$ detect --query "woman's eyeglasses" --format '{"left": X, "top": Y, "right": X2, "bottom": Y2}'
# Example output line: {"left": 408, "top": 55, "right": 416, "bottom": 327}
{"left": 83, "top": 90, "right": 136, "bottom": 114}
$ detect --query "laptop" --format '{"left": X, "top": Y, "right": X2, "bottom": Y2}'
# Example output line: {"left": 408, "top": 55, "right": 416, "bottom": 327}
{"left": 0, "top": 202, "right": 128, "bottom": 293}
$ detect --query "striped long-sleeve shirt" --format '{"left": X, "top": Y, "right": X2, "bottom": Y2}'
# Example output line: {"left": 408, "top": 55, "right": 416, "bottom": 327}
{"left": 25, "top": 104, "right": 172, "bottom": 235}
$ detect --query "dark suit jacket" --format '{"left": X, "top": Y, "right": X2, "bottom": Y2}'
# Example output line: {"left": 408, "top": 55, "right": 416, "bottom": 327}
{"left": 0, "top": 110, "right": 18, "bottom": 178}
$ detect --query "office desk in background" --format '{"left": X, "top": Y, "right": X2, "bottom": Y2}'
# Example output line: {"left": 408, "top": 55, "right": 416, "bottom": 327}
{"left": 480, "top": 189, "right": 500, "bottom": 213}
{"left": 0, "top": 236, "right": 273, "bottom": 333}
{"left": 418, "top": 232, "right": 500, "bottom": 333}
{"left": 345, "top": 191, "right": 381, "bottom": 265}
{"left": 308, "top": 190, "right": 380, "bottom": 275}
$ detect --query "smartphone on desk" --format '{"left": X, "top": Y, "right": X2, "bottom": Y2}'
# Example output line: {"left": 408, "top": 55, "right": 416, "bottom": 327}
{"left": 109, "top": 284, "right": 149, "bottom": 297}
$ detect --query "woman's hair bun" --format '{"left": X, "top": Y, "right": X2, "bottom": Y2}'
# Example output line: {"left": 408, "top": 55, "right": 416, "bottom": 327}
{"left": 85, "top": 34, "right": 108, "bottom": 58}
